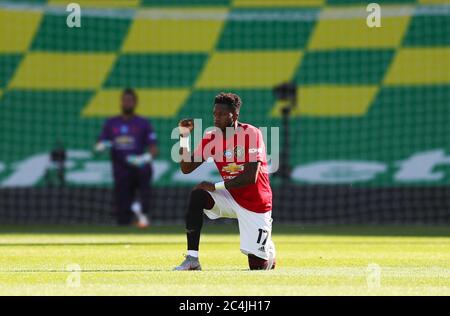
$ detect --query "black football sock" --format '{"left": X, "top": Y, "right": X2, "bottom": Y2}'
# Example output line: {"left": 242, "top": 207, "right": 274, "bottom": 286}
{"left": 186, "top": 189, "right": 208, "bottom": 251}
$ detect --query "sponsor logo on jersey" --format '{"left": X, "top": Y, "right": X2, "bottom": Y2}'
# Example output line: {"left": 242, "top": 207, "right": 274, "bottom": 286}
{"left": 222, "top": 175, "right": 236, "bottom": 180}
{"left": 115, "top": 136, "right": 133, "bottom": 144}
{"left": 222, "top": 163, "right": 244, "bottom": 174}
{"left": 114, "top": 136, "right": 135, "bottom": 150}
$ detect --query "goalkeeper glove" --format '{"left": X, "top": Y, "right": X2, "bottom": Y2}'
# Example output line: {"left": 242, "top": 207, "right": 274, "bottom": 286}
{"left": 126, "top": 153, "right": 153, "bottom": 167}
{"left": 94, "top": 140, "right": 112, "bottom": 153}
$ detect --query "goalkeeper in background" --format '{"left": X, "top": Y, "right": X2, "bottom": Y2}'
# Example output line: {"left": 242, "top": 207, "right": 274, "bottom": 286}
{"left": 94, "top": 88, "right": 159, "bottom": 227}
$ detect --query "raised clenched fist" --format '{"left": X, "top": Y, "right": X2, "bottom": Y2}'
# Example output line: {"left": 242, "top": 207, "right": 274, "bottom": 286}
{"left": 178, "top": 118, "right": 194, "bottom": 137}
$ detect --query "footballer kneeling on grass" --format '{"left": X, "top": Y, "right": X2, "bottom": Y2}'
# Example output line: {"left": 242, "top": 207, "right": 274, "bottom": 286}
{"left": 174, "top": 92, "right": 276, "bottom": 271}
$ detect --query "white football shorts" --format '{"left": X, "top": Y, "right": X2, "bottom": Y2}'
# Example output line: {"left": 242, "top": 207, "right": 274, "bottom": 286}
{"left": 204, "top": 189, "right": 276, "bottom": 261}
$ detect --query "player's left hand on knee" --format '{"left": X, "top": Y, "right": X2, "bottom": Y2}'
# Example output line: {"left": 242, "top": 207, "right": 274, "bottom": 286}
{"left": 126, "top": 153, "right": 152, "bottom": 167}
{"left": 194, "top": 181, "right": 215, "bottom": 192}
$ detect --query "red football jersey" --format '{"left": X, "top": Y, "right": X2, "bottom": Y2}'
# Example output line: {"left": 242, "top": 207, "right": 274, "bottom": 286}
{"left": 194, "top": 123, "right": 272, "bottom": 213}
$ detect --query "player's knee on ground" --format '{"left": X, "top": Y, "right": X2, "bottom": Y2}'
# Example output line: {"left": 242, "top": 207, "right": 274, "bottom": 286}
{"left": 248, "top": 254, "right": 276, "bottom": 270}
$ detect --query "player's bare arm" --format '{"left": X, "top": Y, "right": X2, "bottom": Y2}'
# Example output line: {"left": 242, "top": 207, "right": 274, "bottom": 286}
{"left": 178, "top": 118, "right": 203, "bottom": 174}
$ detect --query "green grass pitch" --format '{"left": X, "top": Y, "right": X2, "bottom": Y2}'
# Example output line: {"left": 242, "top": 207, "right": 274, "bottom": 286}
{"left": 0, "top": 225, "right": 449, "bottom": 296}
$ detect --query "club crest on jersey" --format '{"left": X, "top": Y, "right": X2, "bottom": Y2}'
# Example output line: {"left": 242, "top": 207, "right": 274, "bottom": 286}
{"left": 120, "top": 125, "right": 129, "bottom": 134}
{"left": 222, "top": 163, "right": 244, "bottom": 174}
{"left": 234, "top": 146, "right": 245, "bottom": 159}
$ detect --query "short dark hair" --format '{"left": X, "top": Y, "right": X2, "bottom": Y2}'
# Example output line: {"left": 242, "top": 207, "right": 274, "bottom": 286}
{"left": 214, "top": 92, "right": 242, "bottom": 112}
{"left": 122, "top": 88, "right": 137, "bottom": 101}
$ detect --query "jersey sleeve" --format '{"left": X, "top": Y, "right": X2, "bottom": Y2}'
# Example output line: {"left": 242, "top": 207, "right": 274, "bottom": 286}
{"left": 145, "top": 121, "right": 158, "bottom": 146}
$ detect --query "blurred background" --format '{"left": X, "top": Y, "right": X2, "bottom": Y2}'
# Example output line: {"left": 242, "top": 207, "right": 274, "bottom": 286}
{"left": 0, "top": 0, "right": 449, "bottom": 225}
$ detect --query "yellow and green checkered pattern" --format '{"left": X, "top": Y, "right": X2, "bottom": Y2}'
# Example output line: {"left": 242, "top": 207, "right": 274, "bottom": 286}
{"left": 1, "top": 0, "right": 449, "bottom": 118}
{"left": 0, "top": 0, "right": 449, "bottom": 186}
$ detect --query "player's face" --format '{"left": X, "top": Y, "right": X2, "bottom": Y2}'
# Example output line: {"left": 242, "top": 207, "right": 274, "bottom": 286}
{"left": 213, "top": 104, "right": 235, "bottom": 130}
{"left": 121, "top": 93, "right": 137, "bottom": 115}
